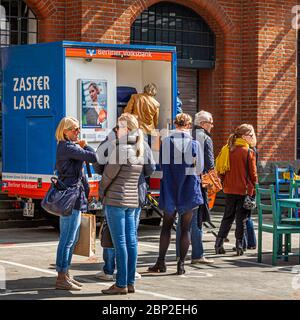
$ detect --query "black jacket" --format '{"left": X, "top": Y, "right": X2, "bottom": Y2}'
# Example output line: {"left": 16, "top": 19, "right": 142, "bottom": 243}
{"left": 56, "top": 140, "right": 98, "bottom": 211}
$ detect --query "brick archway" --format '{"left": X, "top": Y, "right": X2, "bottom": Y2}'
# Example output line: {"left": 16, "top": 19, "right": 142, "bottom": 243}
{"left": 25, "top": 0, "right": 62, "bottom": 42}
{"left": 25, "top": 0, "right": 56, "bottom": 20}
{"left": 126, "top": 0, "right": 239, "bottom": 153}
{"left": 129, "top": 0, "right": 235, "bottom": 36}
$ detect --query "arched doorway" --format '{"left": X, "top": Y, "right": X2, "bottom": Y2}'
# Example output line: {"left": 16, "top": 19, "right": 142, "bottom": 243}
{"left": 130, "top": 1, "right": 215, "bottom": 117}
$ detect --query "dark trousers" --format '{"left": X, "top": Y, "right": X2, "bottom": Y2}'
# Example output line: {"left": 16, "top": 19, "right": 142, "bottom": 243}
{"left": 217, "top": 194, "right": 249, "bottom": 242}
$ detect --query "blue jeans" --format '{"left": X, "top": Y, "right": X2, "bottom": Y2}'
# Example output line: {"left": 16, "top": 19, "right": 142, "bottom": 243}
{"left": 105, "top": 205, "right": 138, "bottom": 288}
{"left": 242, "top": 217, "right": 257, "bottom": 249}
{"left": 176, "top": 209, "right": 203, "bottom": 259}
{"left": 103, "top": 207, "right": 141, "bottom": 275}
{"left": 56, "top": 209, "right": 81, "bottom": 273}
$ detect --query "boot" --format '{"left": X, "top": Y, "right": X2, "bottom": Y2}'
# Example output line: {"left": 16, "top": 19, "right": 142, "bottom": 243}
{"left": 148, "top": 259, "right": 167, "bottom": 273}
{"left": 101, "top": 284, "right": 127, "bottom": 295}
{"left": 177, "top": 259, "right": 185, "bottom": 275}
{"left": 235, "top": 240, "right": 244, "bottom": 256}
{"left": 214, "top": 237, "right": 226, "bottom": 254}
{"left": 127, "top": 284, "right": 135, "bottom": 294}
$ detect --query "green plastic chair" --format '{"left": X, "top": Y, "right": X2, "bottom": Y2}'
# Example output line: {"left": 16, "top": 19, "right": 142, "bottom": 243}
{"left": 287, "top": 180, "right": 300, "bottom": 220}
{"left": 256, "top": 183, "right": 300, "bottom": 265}
{"left": 274, "top": 165, "right": 294, "bottom": 200}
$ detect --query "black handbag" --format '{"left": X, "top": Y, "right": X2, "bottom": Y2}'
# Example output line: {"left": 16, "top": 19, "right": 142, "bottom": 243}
{"left": 243, "top": 149, "right": 256, "bottom": 210}
{"left": 100, "top": 218, "right": 113, "bottom": 248}
{"left": 197, "top": 186, "right": 211, "bottom": 228}
{"left": 41, "top": 177, "right": 81, "bottom": 217}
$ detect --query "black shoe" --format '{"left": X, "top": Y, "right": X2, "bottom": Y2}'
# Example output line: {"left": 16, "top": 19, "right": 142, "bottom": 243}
{"left": 235, "top": 240, "right": 244, "bottom": 256}
{"left": 215, "top": 237, "right": 226, "bottom": 254}
{"left": 148, "top": 259, "right": 166, "bottom": 273}
{"left": 177, "top": 260, "right": 185, "bottom": 275}
{"left": 232, "top": 246, "right": 247, "bottom": 252}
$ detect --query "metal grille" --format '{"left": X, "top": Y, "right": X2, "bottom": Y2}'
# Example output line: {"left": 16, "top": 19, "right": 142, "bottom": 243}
{"left": 130, "top": 1, "right": 215, "bottom": 69}
{"left": 0, "top": 0, "right": 37, "bottom": 47}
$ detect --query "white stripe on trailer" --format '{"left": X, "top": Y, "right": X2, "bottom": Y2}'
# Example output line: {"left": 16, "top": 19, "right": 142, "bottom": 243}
{"left": 2, "top": 172, "right": 53, "bottom": 182}
{"left": 2, "top": 172, "right": 101, "bottom": 182}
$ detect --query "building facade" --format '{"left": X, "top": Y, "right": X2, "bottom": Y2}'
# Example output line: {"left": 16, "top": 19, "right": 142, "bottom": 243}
{"left": 1, "top": 0, "right": 300, "bottom": 178}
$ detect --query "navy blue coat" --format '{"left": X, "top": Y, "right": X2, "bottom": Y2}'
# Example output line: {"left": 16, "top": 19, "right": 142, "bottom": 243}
{"left": 159, "top": 131, "right": 204, "bottom": 214}
{"left": 56, "top": 141, "right": 98, "bottom": 211}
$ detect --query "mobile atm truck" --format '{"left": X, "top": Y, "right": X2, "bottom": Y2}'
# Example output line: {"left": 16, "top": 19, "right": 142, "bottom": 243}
{"left": 0, "top": 41, "right": 177, "bottom": 224}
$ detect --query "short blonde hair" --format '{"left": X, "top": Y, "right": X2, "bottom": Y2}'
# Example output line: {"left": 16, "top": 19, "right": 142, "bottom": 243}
{"left": 55, "top": 117, "right": 79, "bottom": 142}
{"left": 144, "top": 83, "right": 157, "bottom": 96}
{"left": 174, "top": 113, "right": 192, "bottom": 127}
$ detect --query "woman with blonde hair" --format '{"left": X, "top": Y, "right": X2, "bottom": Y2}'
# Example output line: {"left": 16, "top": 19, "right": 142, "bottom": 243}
{"left": 54, "top": 117, "right": 98, "bottom": 290}
{"left": 100, "top": 113, "right": 145, "bottom": 295}
{"left": 148, "top": 113, "right": 204, "bottom": 275}
{"left": 215, "top": 124, "right": 258, "bottom": 256}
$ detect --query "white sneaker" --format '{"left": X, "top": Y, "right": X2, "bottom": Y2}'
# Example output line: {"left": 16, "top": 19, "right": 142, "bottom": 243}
{"left": 95, "top": 271, "right": 115, "bottom": 281}
{"left": 135, "top": 272, "right": 142, "bottom": 280}
{"left": 191, "top": 257, "right": 215, "bottom": 264}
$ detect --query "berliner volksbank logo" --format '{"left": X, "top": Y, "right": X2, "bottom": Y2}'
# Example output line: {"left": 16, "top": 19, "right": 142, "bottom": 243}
{"left": 86, "top": 49, "right": 96, "bottom": 57}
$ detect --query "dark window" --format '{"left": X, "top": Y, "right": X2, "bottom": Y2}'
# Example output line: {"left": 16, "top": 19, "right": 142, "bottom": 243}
{"left": 131, "top": 1, "right": 215, "bottom": 69}
{"left": 0, "top": 0, "right": 37, "bottom": 47}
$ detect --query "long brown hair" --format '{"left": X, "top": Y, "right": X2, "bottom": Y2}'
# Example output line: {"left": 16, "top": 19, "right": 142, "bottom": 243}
{"left": 227, "top": 124, "right": 254, "bottom": 151}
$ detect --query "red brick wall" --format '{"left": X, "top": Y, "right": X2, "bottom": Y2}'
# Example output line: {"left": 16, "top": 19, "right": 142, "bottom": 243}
{"left": 256, "top": 0, "right": 297, "bottom": 162}
{"left": 26, "top": 0, "right": 298, "bottom": 162}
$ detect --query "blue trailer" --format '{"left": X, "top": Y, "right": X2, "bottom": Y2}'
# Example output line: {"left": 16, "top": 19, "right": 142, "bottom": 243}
{"left": 1, "top": 41, "right": 177, "bottom": 218}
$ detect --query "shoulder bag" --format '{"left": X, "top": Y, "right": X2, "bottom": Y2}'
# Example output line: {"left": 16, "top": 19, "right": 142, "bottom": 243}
{"left": 201, "top": 168, "right": 222, "bottom": 194}
{"left": 41, "top": 176, "right": 81, "bottom": 217}
{"left": 243, "top": 149, "right": 256, "bottom": 210}
{"left": 99, "top": 218, "right": 113, "bottom": 248}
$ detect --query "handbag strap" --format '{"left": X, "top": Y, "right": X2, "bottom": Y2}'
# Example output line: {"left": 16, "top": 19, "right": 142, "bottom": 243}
{"left": 245, "top": 148, "right": 251, "bottom": 195}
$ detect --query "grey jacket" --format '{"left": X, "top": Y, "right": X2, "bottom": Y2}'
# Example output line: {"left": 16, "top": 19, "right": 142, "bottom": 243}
{"left": 94, "top": 128, "right": 155, "bottom": 206}
{"left": 99, "top": 135, "right": 145, "bottom": 208}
